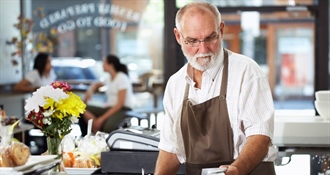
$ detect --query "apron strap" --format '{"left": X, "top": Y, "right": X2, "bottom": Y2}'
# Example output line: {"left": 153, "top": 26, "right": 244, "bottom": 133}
{"left": 220, "top": 49, "right": 228, "bottom": 96}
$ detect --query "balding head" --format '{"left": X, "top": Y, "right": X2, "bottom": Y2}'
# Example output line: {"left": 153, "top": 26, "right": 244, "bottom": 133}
{"left": 175, "top": 2, "right": 221, "bottom": 32}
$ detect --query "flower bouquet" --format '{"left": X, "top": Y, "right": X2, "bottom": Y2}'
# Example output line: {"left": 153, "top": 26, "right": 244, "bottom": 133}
{"left": 24, "top": 81, "right": 86, "bottom": 172}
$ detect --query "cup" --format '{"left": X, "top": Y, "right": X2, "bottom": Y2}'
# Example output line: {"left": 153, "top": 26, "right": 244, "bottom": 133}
{"left": 315, "top": 100, "right": 330, "bottom": 120}
{"left": 315, "top": 90, "right": 330, "bottom": 101}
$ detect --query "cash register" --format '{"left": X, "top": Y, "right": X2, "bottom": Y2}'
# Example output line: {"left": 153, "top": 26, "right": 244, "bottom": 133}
{"left": 101, "top": 126, "right": 185, "bottom": 174}
{"left": 107, "top": 126, "right": 160, "bottom": 151}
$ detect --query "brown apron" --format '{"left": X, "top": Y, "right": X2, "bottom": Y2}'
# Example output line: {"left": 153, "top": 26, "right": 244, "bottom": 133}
{"left": 180, "top": 49, "right": 276, "bottom": 175}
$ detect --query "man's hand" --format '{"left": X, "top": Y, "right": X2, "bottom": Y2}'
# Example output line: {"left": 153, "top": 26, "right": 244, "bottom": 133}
{"left": 219, "top": 165, "right": 239, "bottom": 175}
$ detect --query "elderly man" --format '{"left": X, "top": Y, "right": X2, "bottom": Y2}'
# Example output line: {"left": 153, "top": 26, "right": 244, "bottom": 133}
{"left": 155, "top": 2, "right": 277, "bottom": 175}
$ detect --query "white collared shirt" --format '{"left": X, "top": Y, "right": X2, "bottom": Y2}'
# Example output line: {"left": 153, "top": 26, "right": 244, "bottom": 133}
{"left": 158, "top": 49, "right": 277, "bottom": 163}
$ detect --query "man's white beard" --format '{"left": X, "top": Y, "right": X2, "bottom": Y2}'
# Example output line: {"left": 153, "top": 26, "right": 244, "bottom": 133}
{"left": 182, "top": 47, "right": 220, "bottom": 71}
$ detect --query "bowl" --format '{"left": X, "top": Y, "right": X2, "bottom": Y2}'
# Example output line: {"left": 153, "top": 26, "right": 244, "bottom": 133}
{"left": 315, "top": 90, "right": 330, "bottom": 101}
{"left": 315, "top": 100, "right": 330, "bottom": 120}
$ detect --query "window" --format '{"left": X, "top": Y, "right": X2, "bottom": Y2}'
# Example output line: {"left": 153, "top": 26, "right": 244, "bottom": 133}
{"left": 24, "top": 0, "right": 164, "bottom": 83}
{"left": 221, "top": 9, "right": 316, "bottom": 112}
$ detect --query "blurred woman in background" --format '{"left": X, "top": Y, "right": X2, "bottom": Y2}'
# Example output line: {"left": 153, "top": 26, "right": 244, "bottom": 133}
{"left": 79, "top": 54, "right": 135, "bottom": 135}
{"left": 14, "top": 52, "right": 56, "bottom": 92}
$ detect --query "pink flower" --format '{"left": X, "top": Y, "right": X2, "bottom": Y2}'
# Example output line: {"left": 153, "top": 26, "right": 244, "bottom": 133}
{"left": 51, "top": 81, "right": 71, "bottom": 92}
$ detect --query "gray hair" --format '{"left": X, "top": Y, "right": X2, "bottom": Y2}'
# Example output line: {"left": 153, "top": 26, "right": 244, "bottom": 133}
{"left": 175, "top": 2, "right": 221, "bottom": 31}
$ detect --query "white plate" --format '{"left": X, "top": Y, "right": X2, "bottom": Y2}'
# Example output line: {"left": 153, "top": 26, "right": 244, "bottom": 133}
{"left": 0, "top": 155, "right": 58, "bottom": 174}
{"left": 64, "top": 167, "right": 99, "bottom": 175}
{"left": 14, "top": 155, "right": 58, "bottom": 171}
{"left": 20, "top": 158, "right": 61, "bottom": 174}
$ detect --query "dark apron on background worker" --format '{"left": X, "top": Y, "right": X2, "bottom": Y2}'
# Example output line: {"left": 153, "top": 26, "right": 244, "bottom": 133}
{"left": 180, "top": 49, "right": 276, "bottom": 175}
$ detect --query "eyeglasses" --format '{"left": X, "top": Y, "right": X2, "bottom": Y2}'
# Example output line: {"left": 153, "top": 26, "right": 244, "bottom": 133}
{"left": 180, "top": 32, "right": 219, "bottom": 47}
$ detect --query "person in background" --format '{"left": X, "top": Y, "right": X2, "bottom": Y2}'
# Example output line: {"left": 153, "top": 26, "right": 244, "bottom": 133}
{"left": 79, "top": 54, "right": 135, "bottom": 135}
{"left": 154, "top": 2, "right": 277, "bottom": 175}
{"left": 13, "top": 52, "right": 56, "bottom": 155}
{"left": 13, "top": 52, "right": 56, "bottom": 92}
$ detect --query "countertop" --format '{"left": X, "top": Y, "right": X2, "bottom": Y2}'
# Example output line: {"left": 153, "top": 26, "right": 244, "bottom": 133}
{"left": 274, "top": 115, "right": 330, "bottom": 147}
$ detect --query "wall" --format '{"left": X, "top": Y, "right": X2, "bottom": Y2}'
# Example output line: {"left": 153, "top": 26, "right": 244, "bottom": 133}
{"left": 0, "top": 0, "right": 25, "bottom": 117}
{"left": 0, "top": 0, "right": 22, "bottom": 85}
{"left": 0, "top": 93, "right": 28, "bottom": 118}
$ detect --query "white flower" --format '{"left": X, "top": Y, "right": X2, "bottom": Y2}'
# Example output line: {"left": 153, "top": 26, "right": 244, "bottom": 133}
{"left": 70, "top": 116, "right": 79, "bottom": 123}
{"left": 24, "top": 94, "right": 45, "bottom": 113}
{"left": 24, "top": 85, "right": 69, "bottom": 113}
{"left": 42, "top": 109, "right": 55, "bottom": 117}
{"left": 43, "top": 117, "right": 51, "bottom": 125}
{"left": 37, "top": 85, "right": 68, "bottom": 102}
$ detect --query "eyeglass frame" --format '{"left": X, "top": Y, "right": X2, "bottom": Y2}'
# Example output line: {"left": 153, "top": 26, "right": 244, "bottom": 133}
{"left": 179, "top": 31, "right": 220, "bottom": 47}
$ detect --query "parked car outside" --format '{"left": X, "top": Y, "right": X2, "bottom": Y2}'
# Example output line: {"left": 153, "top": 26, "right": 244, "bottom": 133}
{"left": 51, "top": 57, "right": 107, "bottom": 91}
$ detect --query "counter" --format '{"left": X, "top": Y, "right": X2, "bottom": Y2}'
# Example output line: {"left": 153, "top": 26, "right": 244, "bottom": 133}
{"left": 274, "top": 115, "right": 330, "bottom": 174}
{"left": 274, "top": 115, "right": 330, "bottom": 147}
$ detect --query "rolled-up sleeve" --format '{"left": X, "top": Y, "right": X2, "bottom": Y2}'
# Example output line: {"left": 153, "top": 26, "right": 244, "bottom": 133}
{"left": 239, "top": 77, "right": 274, "bottom": 139}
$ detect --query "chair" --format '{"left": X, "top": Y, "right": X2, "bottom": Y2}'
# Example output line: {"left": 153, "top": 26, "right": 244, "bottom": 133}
{"left": 122, "top": 107, "right": 164, "bottom": 129}
{"left": 116, "top": 116, "right": 132, "bottom": 129}
{"left": 133, "top": 72, "right": 154, "bottom": 93}
{"left": 133, "top": 70, "right": 164, "bottom": 108}
{"left": 124, "top": 111, "right": 149, "bottom": 127}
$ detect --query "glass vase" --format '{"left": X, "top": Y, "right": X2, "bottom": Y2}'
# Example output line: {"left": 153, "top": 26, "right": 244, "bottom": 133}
{"left": 46, "top": 136, "right": 62, "bottom": 173}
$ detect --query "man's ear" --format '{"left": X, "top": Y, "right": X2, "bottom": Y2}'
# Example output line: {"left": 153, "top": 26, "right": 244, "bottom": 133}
{"left": 219, "top": 21, "right": 225, "bottom": 38}
{"left": 174, "top": 28, "right": 182, "bottom": 45}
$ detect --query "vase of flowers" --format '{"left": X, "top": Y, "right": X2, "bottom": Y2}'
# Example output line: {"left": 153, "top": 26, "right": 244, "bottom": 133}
{"left": 24, "top": 81, "right": 86, "bottom": 173}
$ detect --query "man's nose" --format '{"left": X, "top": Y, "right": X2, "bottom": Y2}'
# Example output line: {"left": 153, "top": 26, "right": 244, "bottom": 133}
{"left": 198, "top": 41, "right": 209, "bottom": 53}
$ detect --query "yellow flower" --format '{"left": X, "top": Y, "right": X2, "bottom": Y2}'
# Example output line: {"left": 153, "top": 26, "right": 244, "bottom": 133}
{"left": 44, "top": 97, "right": 55, "bottom": 111}
{"left": 25, "top": 82, "right": 86, "bottom": 138}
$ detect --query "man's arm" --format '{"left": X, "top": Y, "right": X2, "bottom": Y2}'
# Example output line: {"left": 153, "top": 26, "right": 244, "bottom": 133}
{"left": 221, "top": 135, "right": 270, "bottom": 175}
{"left": 154, "top": 150, "right": 181, "bottom": 175}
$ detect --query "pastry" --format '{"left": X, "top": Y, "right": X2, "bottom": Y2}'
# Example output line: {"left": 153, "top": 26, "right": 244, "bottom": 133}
{"left": 73, "top": 157, "right": 96, "bottom": 168}
{"left": 0, "top": 153, "right": 14, "bottom": 167}
{"left": 8, "top": 142, "right": 30, "bottom": 166}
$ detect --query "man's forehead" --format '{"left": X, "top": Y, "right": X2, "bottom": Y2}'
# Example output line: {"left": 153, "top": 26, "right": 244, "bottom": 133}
{"left": 182, "top": 29, "right": 217, "bottom": 39}
{"left": 181, "top": 18, "right": 217, "bottom": 38}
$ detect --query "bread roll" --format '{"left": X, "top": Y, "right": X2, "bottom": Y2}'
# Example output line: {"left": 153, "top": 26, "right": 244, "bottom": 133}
{"left": 73, "top": 157, "right": 96, "bottom": 168}
{"left": 8, "top": 142, "right": 30, "bottom": 166}
{"left": 0, "top": 153, "right": 14, "bottom": 167}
